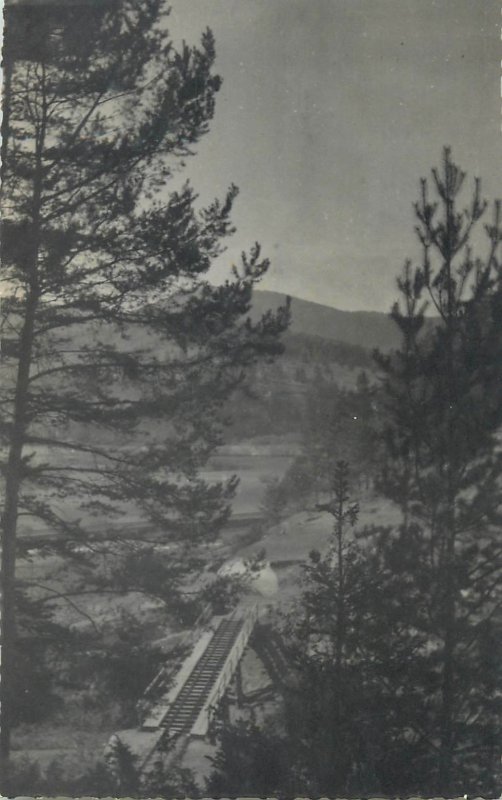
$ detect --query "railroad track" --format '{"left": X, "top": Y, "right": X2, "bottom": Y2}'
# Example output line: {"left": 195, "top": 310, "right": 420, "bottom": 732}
{"left": 158, "top": 617, "right": 245, "bottom": 737}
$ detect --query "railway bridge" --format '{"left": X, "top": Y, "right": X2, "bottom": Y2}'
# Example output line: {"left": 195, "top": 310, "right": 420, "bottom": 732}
{"left": 109, "top": 604, "right": 288, "bottom": 775}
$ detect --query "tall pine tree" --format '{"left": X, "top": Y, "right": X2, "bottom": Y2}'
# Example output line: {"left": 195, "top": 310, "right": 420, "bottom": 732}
{"left": 0, "top": 0, "right": 289, "bottom": 776}
{"left": 376, "top": 148, "right": 502, "bottom": 793}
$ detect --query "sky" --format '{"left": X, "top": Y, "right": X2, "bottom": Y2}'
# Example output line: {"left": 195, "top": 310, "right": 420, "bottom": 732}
{"left": 166, "top": 0, "right": 502, "bottom": 312}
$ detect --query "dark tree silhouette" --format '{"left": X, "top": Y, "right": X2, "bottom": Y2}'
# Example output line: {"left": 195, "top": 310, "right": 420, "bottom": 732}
{"left": 0, "top": 0, "right": 289, "bottom": 779}
{"left": 206, "top": 152, "right": 502, "bottom": 800}
{"left": 376, "top": 147, "right": 502, "bottom": 793}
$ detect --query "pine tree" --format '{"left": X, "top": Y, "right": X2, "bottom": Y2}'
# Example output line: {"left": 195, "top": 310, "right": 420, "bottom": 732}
{"left": 206, "top": 719, "right": 291, "bottom": 797}
{"left": 278, "top": 466, "right": 425, "bottom": 795}
{"left": 315, "top": 461, "right": 359, "bottom": 676}
{"left": 376, "top": 148, "right": 502, "bottom": 793}
{"left": 280, "top": 463, "right": 365, "bottom": 795}
{"left": 103, "top": 735, "right": 140, "bottom": 796}
{"left": 0, "top": 0, "right": 289, "bottom": 777}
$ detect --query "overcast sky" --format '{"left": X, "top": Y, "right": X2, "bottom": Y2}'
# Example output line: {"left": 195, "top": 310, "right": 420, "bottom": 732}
{"left": 168, "top": 0, "right": 501, "bottom": 312}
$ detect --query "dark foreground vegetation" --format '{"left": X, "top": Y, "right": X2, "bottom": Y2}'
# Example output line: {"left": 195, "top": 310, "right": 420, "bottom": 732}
{"left": 238, "top": 149, "right": 502, "bottom": 798}
{"left": 1, "top": 0, "right": 501, "bottom": 795}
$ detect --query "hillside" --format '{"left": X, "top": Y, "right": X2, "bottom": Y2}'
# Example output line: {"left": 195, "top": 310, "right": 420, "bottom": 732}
{"left": 252, "top": 290, "right": 400, "bottom": 352}
{"left": 224, "top": 294, "right": 382, "bottom": 441}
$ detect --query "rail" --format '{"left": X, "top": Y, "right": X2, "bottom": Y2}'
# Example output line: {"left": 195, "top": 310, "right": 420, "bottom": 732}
{"left": 141, "top": 603, "right": 213, "bottom": 702}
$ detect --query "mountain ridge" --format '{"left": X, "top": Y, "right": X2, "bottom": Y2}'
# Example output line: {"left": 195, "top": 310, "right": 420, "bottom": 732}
{"left": 252, "top": 289, "right": 400, "bottom": 351}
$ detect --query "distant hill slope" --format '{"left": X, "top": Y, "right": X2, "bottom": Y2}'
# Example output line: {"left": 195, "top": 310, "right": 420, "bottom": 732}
{"left": 253, "top": 290, "right": 400, "bottom": 352}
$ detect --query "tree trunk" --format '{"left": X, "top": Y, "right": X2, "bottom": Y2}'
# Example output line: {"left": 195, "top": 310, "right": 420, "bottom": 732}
{"left": 1, "top": 56, "right": 45, "bottom": 779}
{"left": 438, "top": 611, "right": 455, "bottom": 791}
{"left": 437, "top": 523, "right": 456, "bottom": 793}
{"left": 0, "top": 291, "right": 37, "bottom": 780}
{"left": 0, "top": 54, "right": 13, "bottom": 184}
{"left": 335, "top": 512, "right": 345, "bottom": 678}
{"left": 1, "top": 116, "right": 43, "bottom": 784}
{"left": 437, "top": 188, "right": 457, "bottom": 794}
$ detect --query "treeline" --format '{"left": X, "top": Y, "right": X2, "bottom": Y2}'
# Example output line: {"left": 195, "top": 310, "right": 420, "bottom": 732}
{"left": 284, "top": 331, "right": 373, "bottom": 370}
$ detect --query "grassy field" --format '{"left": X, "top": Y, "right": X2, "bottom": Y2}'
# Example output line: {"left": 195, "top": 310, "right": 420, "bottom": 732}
{"left": 204, "top": 435, "right": 299, "bottom": 516}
